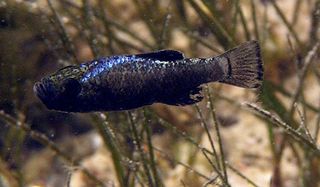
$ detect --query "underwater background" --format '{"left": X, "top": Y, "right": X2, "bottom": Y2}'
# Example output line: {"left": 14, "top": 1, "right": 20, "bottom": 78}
{"left": 0, "top": 0, "right": 320, "bottom": 186}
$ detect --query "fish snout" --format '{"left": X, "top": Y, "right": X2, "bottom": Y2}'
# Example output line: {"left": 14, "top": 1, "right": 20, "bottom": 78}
{"left": 33, "top": 79, "right": 55, "bottom": 100}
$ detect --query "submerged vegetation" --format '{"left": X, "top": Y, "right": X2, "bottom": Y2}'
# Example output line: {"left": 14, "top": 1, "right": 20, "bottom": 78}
{"left": 0, "top": 0, "right": 320, "bottom": 186}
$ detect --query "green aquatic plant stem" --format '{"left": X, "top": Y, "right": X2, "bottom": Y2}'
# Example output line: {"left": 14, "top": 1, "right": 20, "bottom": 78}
{"left": 113, "top": 37, "right": 146, "bottom": 53}
{"left": 155, "top": 110, "right": 228, "bottom": 184}
{"left": 213, "top": 91, "right": 320, "bottom": 156}
{"left": 93, "top": 113, "right": 126, "bottom": 187}
{"left": 103, "top": 18, "right": 154, "bottom": 50}
{"left": 0, "top": 157, "right": 20, "bottom": 187}
{"left": 201, "top": 0, "right": 223, "bottom": 19}
{"left": 206, "top": 87, "right": 229, "bottom": 186}
{"left": 97, "top": 0, "right": 115, "bottom": 54}
{"left": 63, "top": 0, "right": 154, "bottom": 51}
{"left": 289, "top": 42, "right": 320, "bottom": 118}
{"left": 47, "top": 0, "right": 79, "bottom": 63}
{"left": 261, "top": 81, "right": 299, "bottom": 128}
{"left": 250, "top": 0, "right": 260, "bottom": 41}
{"left": 261, "top": 4, "right": 269, "bottom": 47}
{"left": 0, "top": 111, "right": 106, "bottom": 186}
{"left": 226, "top": 163, "right": 259, "bottom": 187}
{"left": 186, "top": 0, "right": 235, "bottom": 49}
{"left": 194, "top": 104, "right": 230, "bottom": 185}
{"left": 127, "top": 111, "right": 155, "bottom": 187}
{"left": 82, "top": 0, "right": 101, "bottom": 57}
{"left": 201, "top": 149, "right": 227, "bottom": 186}
{"left": 291, "top": 0, "right": 302, "bottom": 26}
{"left": 295, "top": 104, "right": 314, "bottom": 143}
{"left": 157, "top": 113, "right": 258, "bottom": 186}
{"left": 310, "top": 1, "right": 320, "bottom": 46}
{"left": 157, "top": 117, "right": 221, "bottom": 161}
{"left": 270, "top": 0, "right": 302, "bottom": 47}
{"left": 245, "top": 103, "right": 320, "bottom": 156}
{"left": 62, "top": 0, "right": 101, "bottom": 58}
{"left": 132, "top": 0, "right": 160, "bottom": 48}
{"left": 143, "top": 109, "right": 163, "bottom": 187}
{"left": 231, "top": 0, "right": 239, "bottom": 38}
{"left": 182, "top": 29, "right": 223, "bottom": 54}
{"left": 152, "top": 146, "right": 212, "bottom": 181}
{"left": 314, "top": 69, "right": 320, "bottom": 142}
{"left": 202, "top": 175, "right": 219, "bottom": 187}
{"left": 212, "top": 91, "right": 320, "bottom": 157}
{"left": 315, "top": 105, "right": 320, "bottom": 142}
{"left": 269, "top": 82, "right": 318, "bottom": 113}
{"left": 194, "top": 104, "right": 220, "bottom": 170}
{"left": 159, "top": 12, "right": 172, "bottom": 50}
{"left": 235, "top": 0, "right": 251, "bottom": 41}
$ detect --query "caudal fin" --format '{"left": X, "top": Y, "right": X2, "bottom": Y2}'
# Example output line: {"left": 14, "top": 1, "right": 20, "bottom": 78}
{"left": 219, "top": 40, "right": 263, "bottom": 88}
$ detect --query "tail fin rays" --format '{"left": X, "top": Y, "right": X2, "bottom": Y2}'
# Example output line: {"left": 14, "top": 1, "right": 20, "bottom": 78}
{"left": 219, "top": 40, "right": 263, "bottom": 88}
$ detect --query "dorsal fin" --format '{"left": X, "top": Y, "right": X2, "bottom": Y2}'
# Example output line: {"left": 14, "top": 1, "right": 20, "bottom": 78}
{"left": 135, "top": 50, "right": 184, "bottom": 61}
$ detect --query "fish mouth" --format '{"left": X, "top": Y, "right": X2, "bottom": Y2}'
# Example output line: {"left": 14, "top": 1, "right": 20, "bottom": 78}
{"left": 33, "top": 79, "right": 56, "bottom": 104}
{"left": 33, "top": 81, "right": 46, "bottom": 100}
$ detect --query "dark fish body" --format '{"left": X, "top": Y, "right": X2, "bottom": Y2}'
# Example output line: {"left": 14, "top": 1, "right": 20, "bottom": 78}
{"left": 34, "top": 41, "right": 263, "bottom": 112}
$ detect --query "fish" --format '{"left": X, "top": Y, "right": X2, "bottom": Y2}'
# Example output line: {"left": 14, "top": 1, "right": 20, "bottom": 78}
{"left": 34, "top": 40, "right": 263, "bottom": 112}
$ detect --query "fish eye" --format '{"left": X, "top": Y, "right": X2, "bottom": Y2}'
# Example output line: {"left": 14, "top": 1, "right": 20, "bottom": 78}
{"left": 62, "top": 78, "right": 81, "bottom": 96}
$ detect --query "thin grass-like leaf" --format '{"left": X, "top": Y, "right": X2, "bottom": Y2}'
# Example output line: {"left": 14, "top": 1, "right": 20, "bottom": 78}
{"left": 82, "top": 0, "right": 102, "bottom": 57}
{"left": 194, "top": 104, "right": 220, "bottom": 170}
{"left": 92, "top": 113, "right": 126, "bottom": 187}
{"left": 104, "top": 18, "right": 154, "bottom": 50}
{"left": 159, "top": 13, "right": 172, "bottom": 49}
{"left": 0, "top": 157, "right": 20, "bottom": 187}
{"left": 268, "top": 82, "right": 318, "bottom": 113}
{"left": 261, "top": 4, "right": 269, "bottom": 47}
{"left": 47, "top": 0, "right": 79, "bottom": 63}
{"left": 250, "top": 0, "right": 260, "bottom": 41}
{"left": 295, "top": 104, "right": 314, "bottom": 143}
{"left": 270, "top": 0, "right": 302, "bottom": 47}
{"left": 261, "top": 81, "right": 299, "bottom": 128}
{"left": 226, "top": 163, "right": 259, "bottom": 187}
{"left": 244, "top": 103, "right": 320, "bottom": 155}
{"left": 96, "top": 0, "right": 115, "bottom": 54}
{"left": 132, "top": 0, "right": 160, "bottom": 48}
{"left": 206, "top": 86, "right": 229, "bottom": 185}
{"left": 309, "top": 1, "right": 320, "bottom": 46}
{"left": 127, "top": 111, "right": 155, "bottom": 187}
{"left": 201, "top": 0, "right": 223, "bottom": 19}
{"left": 186, "top": 0, "right": 235, "bottom": 49}
{"left": 182, "top": 29, "right": 223, "bottom": 54}
{"left": 0, "top": 111, "right": 106, "bottom": 186}
{"left": 291, "top": 0, "right": 302, "bottom": 26}
{"left": 153, "top": 146, "right": 212, "bottom": 180}
{"left": 235, "top": 1, "right": 251, "bottom": 41}
{"left": 143, "top": 109, "right": 163, "bottom": 187}
{"left": 289, "top": 42, "right": 320, "bottom": 117}
{"left": 201, "top": 149, "right": 228, "bottom": 186}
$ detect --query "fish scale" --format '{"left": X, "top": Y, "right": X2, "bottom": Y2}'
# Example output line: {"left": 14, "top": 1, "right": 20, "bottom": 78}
{"left": 34, "top": 41, "right": 263, "bottom": 112}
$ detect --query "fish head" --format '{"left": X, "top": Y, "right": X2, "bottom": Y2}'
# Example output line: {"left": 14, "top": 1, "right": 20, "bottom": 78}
{"left": 34, "top": 65, "right": 85, "bottom": 112}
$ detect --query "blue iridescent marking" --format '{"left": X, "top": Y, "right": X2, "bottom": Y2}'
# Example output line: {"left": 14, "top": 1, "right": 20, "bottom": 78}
{"left": 80, "top": 55, "right": 140, "bottom": 82}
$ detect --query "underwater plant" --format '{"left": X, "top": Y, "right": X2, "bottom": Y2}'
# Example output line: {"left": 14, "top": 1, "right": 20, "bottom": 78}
{"left": 0, "top": 0, "right": 319, "bottom": 186}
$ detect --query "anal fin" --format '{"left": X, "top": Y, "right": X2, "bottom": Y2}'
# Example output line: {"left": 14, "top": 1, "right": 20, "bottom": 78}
{"left": 160, "top": 86, "right": 204, "bottom": 106}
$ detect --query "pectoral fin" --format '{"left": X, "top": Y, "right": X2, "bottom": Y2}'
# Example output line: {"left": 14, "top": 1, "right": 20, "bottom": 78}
{"left": 160, "top": 86, "right": 203, "bottom": 106}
